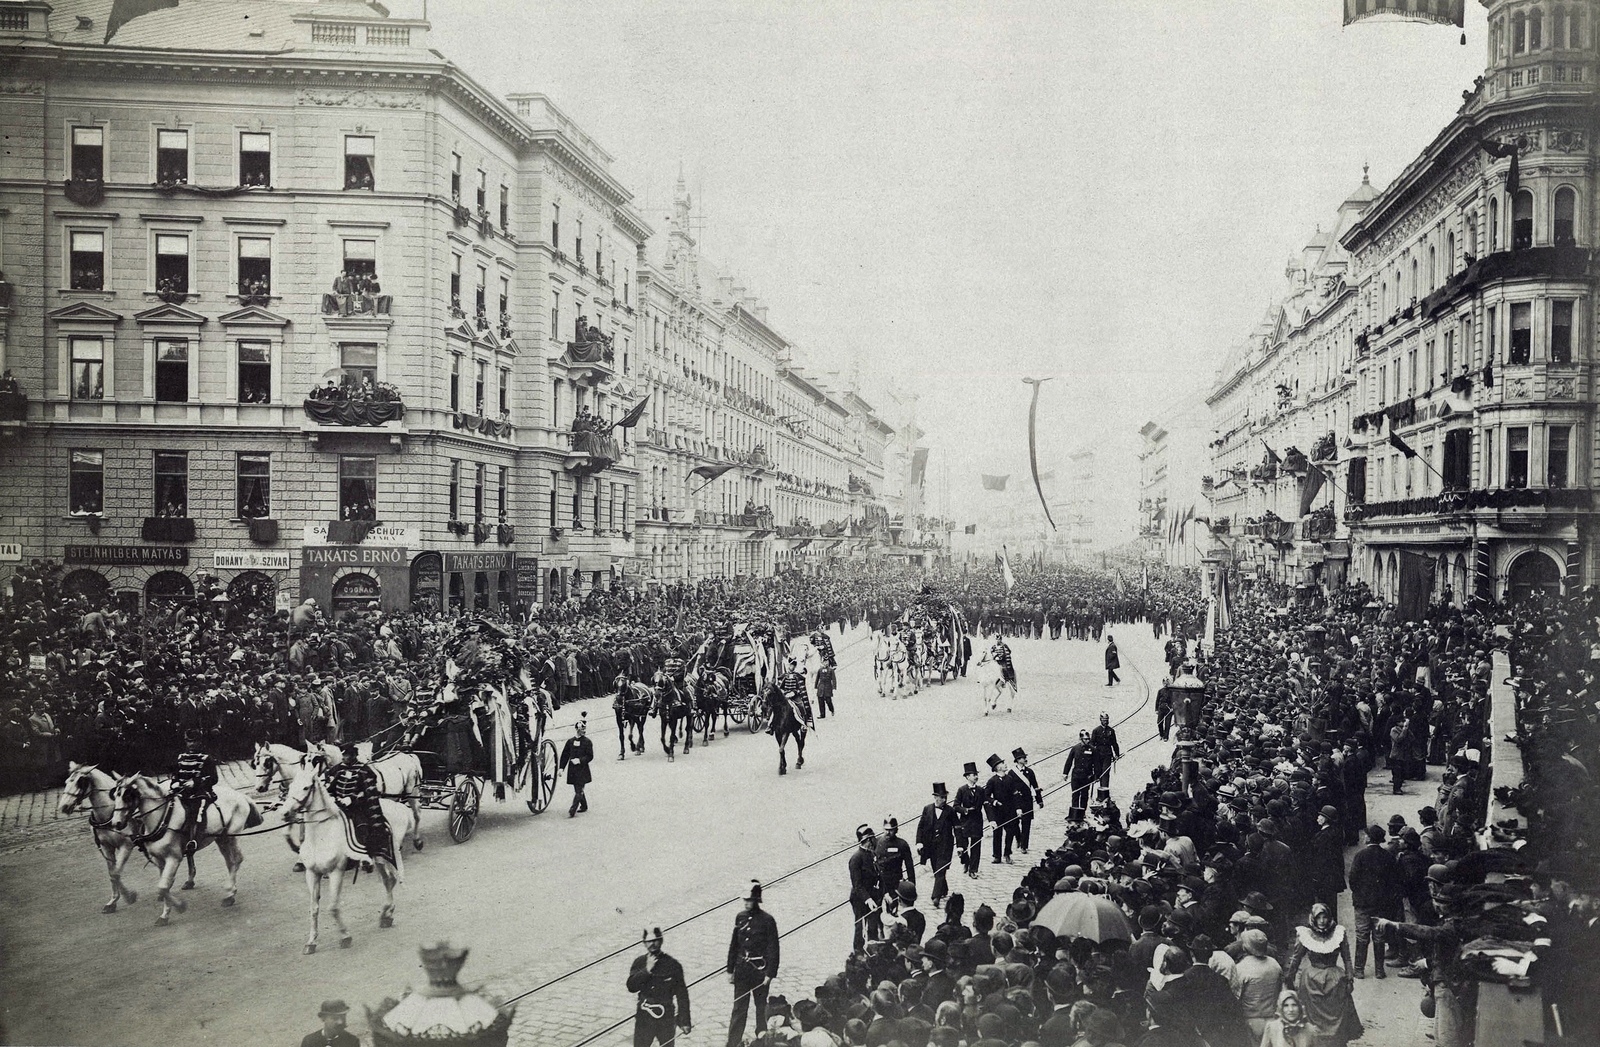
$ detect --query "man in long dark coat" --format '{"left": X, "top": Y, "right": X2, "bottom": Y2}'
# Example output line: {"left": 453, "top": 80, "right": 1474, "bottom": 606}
{"left": 558, "top": 714, "right": 594, "bottom": 817}
{"left": 915, "top": 782, "right": 956, "bottom": 907}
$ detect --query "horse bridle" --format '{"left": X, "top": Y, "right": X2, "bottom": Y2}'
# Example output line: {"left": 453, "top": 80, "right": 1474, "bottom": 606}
{"left": 111, "top": 779, "right": 176, "bottom": 846}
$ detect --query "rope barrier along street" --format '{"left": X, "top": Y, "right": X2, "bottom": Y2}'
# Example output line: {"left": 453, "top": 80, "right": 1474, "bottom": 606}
{"left": 505, "top": 628, "right": 1159, "bottom": 1024}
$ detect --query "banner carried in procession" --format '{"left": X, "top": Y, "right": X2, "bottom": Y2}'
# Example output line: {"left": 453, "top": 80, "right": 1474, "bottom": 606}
{"left": 1343, "top": 0, "right": 1464, "bottom": 26}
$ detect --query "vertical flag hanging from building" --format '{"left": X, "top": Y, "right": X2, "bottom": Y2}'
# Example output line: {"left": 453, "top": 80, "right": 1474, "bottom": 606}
{"left": 1300, "top": 461, "right": 1327, "bottom": 516}
{"left": 1215, "top": 570, "right": 1232, "bottom": 633}
{"left": 911, "top": 448, "right": 929, "bottom": 492}
{"left": 1343, "top": 0, "right": 1463, "bottom": 27}
{"left": 1022, "top": 378, "right": 1058, "bottom": 531}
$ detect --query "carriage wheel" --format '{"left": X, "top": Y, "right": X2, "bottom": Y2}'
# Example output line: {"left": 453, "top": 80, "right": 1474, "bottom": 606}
{"left": 691, "top": 707, "right": 709, "bottom": 734}
{"left": 747, "top": 697, "right": 767, "bottom": 733}
{"left": 448, "top": 777, "right": 481, "bottom": 843}
{"left": 727, "top": 700, "right": 747, "bottom": 725}
{"left": 529, "top": 739, "right": 558, "bottom": 813}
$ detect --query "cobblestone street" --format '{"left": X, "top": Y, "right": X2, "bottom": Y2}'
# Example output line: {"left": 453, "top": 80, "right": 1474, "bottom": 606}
{"left": 0, "top": 624, "right": 1169, "bottom": 1047}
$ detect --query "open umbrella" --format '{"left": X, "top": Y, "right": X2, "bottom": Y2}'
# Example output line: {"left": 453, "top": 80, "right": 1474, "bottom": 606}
{"left": 1032, "top": 891, "right": 1134, "bottom": 943}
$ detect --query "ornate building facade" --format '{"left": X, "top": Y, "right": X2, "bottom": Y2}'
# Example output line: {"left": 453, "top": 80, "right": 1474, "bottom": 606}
{"left": 1208, "top": 0, "right": 1600, "bottom": 603}
{"left": 0, "top": 0, "right": 893, "bottom": 609}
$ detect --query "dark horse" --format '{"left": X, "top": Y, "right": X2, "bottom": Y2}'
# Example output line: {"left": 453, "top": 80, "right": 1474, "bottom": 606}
{"left": 766, "top": 686, "right": 808, "bottom": 775}
{"left": 612, "top": 673, "right": 651, "bottom": 759}
{"left": 651, "top": 669, "right": 691, "bottom": 760}
{"left": 692, "top": 668, "right": 735, "bottom": 744}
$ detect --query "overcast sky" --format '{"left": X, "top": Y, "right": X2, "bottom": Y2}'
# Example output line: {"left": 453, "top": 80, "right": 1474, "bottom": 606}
{"left": 403, "top": 0, "right": 1486, "bottom": 518}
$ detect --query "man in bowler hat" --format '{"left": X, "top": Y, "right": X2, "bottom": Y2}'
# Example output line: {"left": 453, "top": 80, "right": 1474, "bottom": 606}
{"left": 301, "top": 1000, "right": 358, "bottom": 1047}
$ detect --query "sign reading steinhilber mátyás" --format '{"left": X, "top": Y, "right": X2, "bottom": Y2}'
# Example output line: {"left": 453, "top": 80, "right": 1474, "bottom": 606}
{"left": 213, "top": 550, "right": 292, "bottom": 571}
{"left": 302, "top": 546, "right": 406, "bottom": 567}
{"left": 64, "top": 545, "right": 190, "bottom": 566}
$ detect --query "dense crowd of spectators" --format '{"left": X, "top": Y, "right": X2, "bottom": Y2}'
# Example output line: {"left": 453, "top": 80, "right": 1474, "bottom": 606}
{"left": 737, "top": 575, "right": 1596, "bottom": 1047}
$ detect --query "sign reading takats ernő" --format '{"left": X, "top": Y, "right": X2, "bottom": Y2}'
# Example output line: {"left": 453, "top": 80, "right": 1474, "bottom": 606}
{"left": 65, "top": 545, "right": 189, "bottom": 566}
{"left": 443, "top": 551, "right": 516, "bottom": 573}
{"left": 303, "top": 545, "right": 406, "bottom": 567}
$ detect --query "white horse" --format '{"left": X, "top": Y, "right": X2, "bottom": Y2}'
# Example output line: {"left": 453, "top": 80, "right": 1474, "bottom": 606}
{"left": 280, "top": 756, "right": 414, "bottom": 954}
{"left": 974, "top": 642, "right": 1015, "bottom": 715}
{"left": 255, "top": 742, "right": 425, "bottom": 851}
{"left": 109, "top": 774, "right": 261, "bottom": 925}
{"left": 60, "top": 763, "right": 141, "bottom": 913}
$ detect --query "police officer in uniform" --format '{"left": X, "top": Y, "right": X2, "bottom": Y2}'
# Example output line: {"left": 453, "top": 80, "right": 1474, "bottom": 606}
{"left": 626, "top": 927, "right": 691, "bottom": 1047}
{"left": 954, "top": 762, "right": 985, "bottom": 877}
{"left": 915, "top": 782, "right": 956, "bottom": 907}
{"left": 875, "top": 815, "right": 916, "bottom": 901}
{"left": 558, "top": 713, "right": 595, "bottom": 817}
{"left": 809, "top": 628, "right": 837, "bottom": 719}
{"left": 1009, "top": 747, "right": 1045, "bottom": 854}
{"left": 725, "top": 880, "right": 779, "bottom": 1047}
{"left": 172, "top": 728, "right": 218, "bottom": 857}
{"left": 1090, "top": 711, "right": 1122, "bottom": 789}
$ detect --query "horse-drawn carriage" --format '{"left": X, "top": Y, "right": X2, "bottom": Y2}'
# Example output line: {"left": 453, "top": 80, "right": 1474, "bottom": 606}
{"left": 403, "top": 617, "right": 558, "bottom": 842}
{"left": 687, "top": 619, "right": 782, "bottom": 737}
{"left": 896, "top": 592, "right": 968, "bottom": 686}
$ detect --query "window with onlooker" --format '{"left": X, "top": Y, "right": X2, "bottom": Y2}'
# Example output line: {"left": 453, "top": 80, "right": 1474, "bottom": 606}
{"left": 1551, "top": 299, "right": 1575, "bottom": 363}
{"left": 473, "top": 463, "right": 485, "bottom": 522}
{"left": 450, "top": 253, "right": 462, "bottom": 312}
{"left": 1549, "top": 425, "right": 1571, "bottom": 488}
{"left": 238, "top": 341, "right": 271, "bottom": 403}
{"left": 156, "top": 129, "right": 188, "bottom": 184}
{"left": 238, "top": 237, "right": 272, "bottom": 297}
{"left": 476, "top": 169, "right": 487, "bottom": 213}
{"left": 340, "top": 342, "right": 378, "bottom": 389}
{"left": 449, "top": 459, "right": 461, "bottom": 520}
{"left": 498, "top": 466, "right": 508, "bottom": 520}
{"left": 240, "top": 132, "right": 271, "bottom": 187}
{"left": 475, "top": 360, "right": 487, "bottom": 415}
{"left": 1507, "top": 427, "right": 1530, "bottom": 488}
{"left": 70, "top": 231, "right": 105, "bottom": 290}
{"left": 343, "top": 239, "right": 377, "bottom": 282}
{"left": 237, "top": 453, "right": 270, "bottom": 518}
{"left": 71, "top": 338, "right": 104, "bottom": 400}
{"left": 154, "top": 339, "right": 188, "bottom": 402}
{"left": 1510, "top": 302, "right": 1532, "bottom": 363}
{"left": 344, "top": 135, "right": 376, "bottom": 189}
{"left": 499, "top": 185, "right": 509, "bottom": 229}
{"left": 70, "top": 450, "right": 104, "bottom": 515}
{"left": 153, "top": 451, "right": 188, "bottom": 517}
{"left": 339, "top": 456, "right": 377, "bottom": 519}
{"left": 155, "top": 234, "right": 189, "bottom": 295}
{"left": 450, "top": 153, "right": 461, "bottom": 201}
{"left": 499, "top": 366, "right": 510, "bottom": 416}
{"left": 72, "top": 126, "right": 103, "bottom": 181}
{"left": 551, "top": 202, "right": 560, "bottom": 248}
{"left": 450, "top": 354, "right": 461, "bottom": 412}
{"left": 1513, "top": 189, "right": 1534, "bottom": 249}
{"left": 1554, "top": 186, "right": 1577, "bottom": 245}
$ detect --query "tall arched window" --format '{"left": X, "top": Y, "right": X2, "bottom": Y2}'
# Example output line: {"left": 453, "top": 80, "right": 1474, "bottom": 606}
{"left": 1513, "top": 10, "right": 1527, "bottom": 51}
{"left": 1554, "top": 186, "right": 1577, "bottom": 244}
{"left": 1447, "top": 232, "right": 1456, "bottom": 275}
{"left": 1531, "top": 6, "right": 1544, "bottom": 49}
{"left": 1411, "top": 257, "right": 1419, "bottom": 300}
{"left": 1513, "top": 189, "right": 1535, "bottom": 249}
{"left": 1429, "top": 244, "right": 1437, "bottom": 290}
{"left": 1553, "top": 4, "right": 1568, "bottom": 47}
{"left": 1491, "top": 197, "right": 1500, "bottom": 251}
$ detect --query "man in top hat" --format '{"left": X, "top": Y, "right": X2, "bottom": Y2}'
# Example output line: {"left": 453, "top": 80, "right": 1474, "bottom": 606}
{"left": 849, "top": 824, "right": 881, "bottom": 951}
{"left": 953, "top": 762, "right": 985, "bottom": 878}
{"left": 558, "top": 713, "right": 595, "bottom": 817}
{"left": 1008, "top": 748, "right": 1045, "bottom": 854}
{"left": 916, "top": 782, "right": 956, "bottom": 907}
{"left": 726, "top": 880, "right": 779, "bottom": 1047}
{"left": 301, "top": 1000, "right": 358, "bottom": 1047}
{"left": 627, "top": 927, "right": 691, "bottom": 1046}
{"left": 982, "top": 753, "right": 1016, "bottom": 864}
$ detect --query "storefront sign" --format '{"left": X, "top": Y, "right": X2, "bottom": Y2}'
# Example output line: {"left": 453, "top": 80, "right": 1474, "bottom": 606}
{"left": 275, "top": 591, "right": 295, "bottom": 612}
{"left": 303, "top": 545, "right": 406, "bottom": 567}
{"left": 302, "top": 522, "right": 419, "bottom": 548}
{"left": 213, "top": 550, "right": 292, "bottom": 571}
{"left": 443, "top": 551, "right": 516, "bottom": 573}
{"left": 516, "top": 561, "right": 541, "bottom": 604}
{"left": 64, "top": 545, "right": 189, "bottom": 566}
{"left": 29, "top": 654, "right": 46, "bottom": 671}
{"left": 0, "top": 543, "right": 21, "bottom": 563}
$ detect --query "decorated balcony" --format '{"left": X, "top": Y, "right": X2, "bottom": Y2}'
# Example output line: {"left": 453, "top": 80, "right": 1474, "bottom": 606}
{"left": 564, "top": 317, "right": 615, "bottom": 366}
{"left": 451, "top": 412, "right": 513, "bottom": 439}
{"left": 303, "top": 381, "right": 406, "bottom": 426}
{"left": 1348, "top": 487, "right": 1593, "bottom": 522}
{"left": 564, "top": 428, "right": 620, "bottom": 478}
{"left": 319, "top": 270, "right": 391, "bottom": 317}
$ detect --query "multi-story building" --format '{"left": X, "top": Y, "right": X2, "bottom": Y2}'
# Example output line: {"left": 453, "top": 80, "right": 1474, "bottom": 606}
{"left": 1205, "top": 176, "right": 1373, "bottom": 589}
{"left": 1137, "top": 391, "right": 1214, "bottom": 569}
{"left": 1207, "top": 0, "right": 1600, "bottom": 604}
{"left": 0, "top": 0, "right": 893, "bottom": 610}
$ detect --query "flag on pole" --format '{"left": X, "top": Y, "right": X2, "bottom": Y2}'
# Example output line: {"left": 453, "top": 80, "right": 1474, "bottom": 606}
{"left": 1215, "top": 571, "right": 1233, "bottom": 633}
{"left": 1343, "top": 0, "right": 1463, "bottom": 27}
{"left": 1300, "top": 461, "right": 1327, "bottom": 516}
{"left": 689, "top": 463, "right": 736, "bottom": 482}
{"left": 105, "top": 0, "right": 179, "bottom": 42}
{"left": 1262, "top": 442, "right": 1283, "bottom": 467}
{"left": 997, "top": 546, "right": 1016, "bottom": 590}
{"left": 1479, "top": 137, "right": 1521, "bottom": 202}
{"left": 1388, "top": 431, "right": 1419, "bottom": 459}
{"left": 981, "top": 474, "right": 1010, "bottom": 491}
{"left": 614, "top": 396, "right": 649, "bottom": 429}
{"left": 1022, "top": 378, "right": 1058, "bottom": 530}
{"left": 1142, "top": 564, "right": 1149, "bottom": 591}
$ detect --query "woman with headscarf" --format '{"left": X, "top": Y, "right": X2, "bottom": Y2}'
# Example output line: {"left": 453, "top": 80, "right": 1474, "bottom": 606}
{"left": 1284, "top": 903, "right": 1361, "bottom": 1046}
{"left": 1258, "top": 989, "right": 1316, "bottom": 1047}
